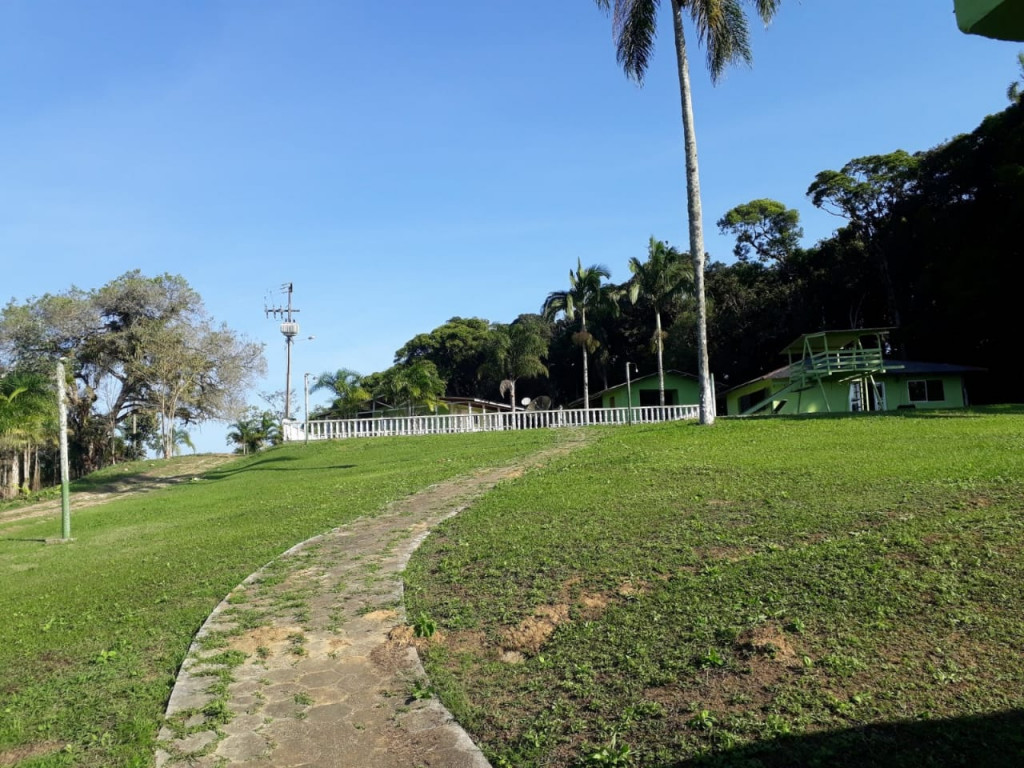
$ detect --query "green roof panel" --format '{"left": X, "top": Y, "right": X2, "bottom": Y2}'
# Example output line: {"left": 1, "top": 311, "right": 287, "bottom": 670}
{"left": 956, "top": 0, "right": 1024, "bottom": 41}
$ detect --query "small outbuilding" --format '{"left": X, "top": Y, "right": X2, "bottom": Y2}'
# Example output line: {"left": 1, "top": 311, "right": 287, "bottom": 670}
{"left": 573, "top": 369, "right": 701, "bottom": 410}
{"left": 724, "top": 329, "right": 983, "bottom": 416}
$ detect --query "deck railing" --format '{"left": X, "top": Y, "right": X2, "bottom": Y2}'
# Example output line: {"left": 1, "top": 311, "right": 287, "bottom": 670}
{"left": 801, "top": 348, "right": 884, "bottom": 376}
{"left": 283, "top": 404, "right": 702, "bottom": 442}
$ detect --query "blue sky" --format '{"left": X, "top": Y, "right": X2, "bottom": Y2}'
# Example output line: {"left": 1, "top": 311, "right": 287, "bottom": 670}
{"left": 1, "top": 1, "right": 1019, "bottom": 452}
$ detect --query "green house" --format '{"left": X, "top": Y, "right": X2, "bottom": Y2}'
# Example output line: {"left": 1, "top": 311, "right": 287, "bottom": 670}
{"left": 582, "top": 370, "right": 701, "bottom": 409}
{"left": 955, "top": 0, "right": 1024, "bottom": 41}
{"left": 724, "top": 329, "right": 983, "bottom": 416}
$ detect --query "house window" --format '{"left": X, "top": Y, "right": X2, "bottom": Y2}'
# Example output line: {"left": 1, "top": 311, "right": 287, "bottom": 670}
{"left": 738, "top": 387, "right": 770, "bottom": 413}
{"left": 639, "top": 389, "right": 677, "bottom": 406}
{"left": 908, "top": 379, "right": 945, "bottom": 402}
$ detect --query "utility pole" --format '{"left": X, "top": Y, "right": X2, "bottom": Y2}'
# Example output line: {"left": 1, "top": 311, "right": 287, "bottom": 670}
{"left": 265, "top": 283, "right": 301, "bottom": 420}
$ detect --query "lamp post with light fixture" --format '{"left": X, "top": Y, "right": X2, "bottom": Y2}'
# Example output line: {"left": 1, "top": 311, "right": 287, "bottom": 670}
{"left": 625, "top": 362, "right": 638, "bottom": 426}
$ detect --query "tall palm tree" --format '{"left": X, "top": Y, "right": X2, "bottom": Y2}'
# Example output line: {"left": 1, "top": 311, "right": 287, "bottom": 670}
{"left": 628, "top": 237, "right": 694, "bottom": 406}
{"left": 595, "top": 0, "right": 782, "bottom": 425}
{"left": 542, "top": 259, "right": 619, "bottom": 412}
{"left": 480, "top": 318, "right": 549, "bottom": 414}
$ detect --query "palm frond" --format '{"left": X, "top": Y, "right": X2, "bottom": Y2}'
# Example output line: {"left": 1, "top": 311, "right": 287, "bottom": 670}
{"left": 612, "top": 0, "right": 662, "bottom": 85}
{"left": 750, "top": 0, "right": 781, "bottom": 25}
{"left": 690, "top": 0, "right": 753, "bottom": 82}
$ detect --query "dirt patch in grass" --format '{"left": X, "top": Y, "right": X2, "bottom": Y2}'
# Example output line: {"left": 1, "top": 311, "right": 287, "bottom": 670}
{"left": 737, "top": 624, "right": 800, "bottom": 664}
{"left": 501, "top": 604, "right": 571, "bottom": 655}
{"left": 372, "top": 627, "right": 429, "bottom": 674}
{"left": 227, "top": 624, "right": 305, "bottom": 656}
{"left": 362, "top": 609, "right": 399, "bottom": 622}
{"left": 0, "top": 741, "right": 64, "bottom": 767}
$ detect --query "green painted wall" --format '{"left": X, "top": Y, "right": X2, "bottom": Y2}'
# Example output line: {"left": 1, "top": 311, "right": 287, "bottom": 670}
{"left": 600, "top": 372, "right": 700, "bottom": 409}
{"left": 726, "top": 373, "right": 967, "bottom": 416}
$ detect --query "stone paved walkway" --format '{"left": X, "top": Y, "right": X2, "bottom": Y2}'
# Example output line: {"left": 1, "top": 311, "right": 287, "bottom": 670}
{"left": 156, "top": 435, "right": 586, "bottom": 767}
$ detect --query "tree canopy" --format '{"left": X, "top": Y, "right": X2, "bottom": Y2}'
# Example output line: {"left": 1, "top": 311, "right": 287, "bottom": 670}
{"left": 0, "top": 271, "right": 265, "bottom": 473}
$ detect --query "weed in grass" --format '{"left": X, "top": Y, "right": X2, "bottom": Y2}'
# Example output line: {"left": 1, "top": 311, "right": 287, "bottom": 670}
{"left": 201, "top": 699, "right": 233, "bottom": 725}
{"left": 581, "top": 733, "right": 633, "bottom": 766}
{"left": 689, "top": 709, "right": 717, "bottom": 731}
{"left": 287, "top": 631, "right": 306, "bottom": 651}
{"left": 293, "top": 692, "right": 313, "bottom": 707}
{"left": 413, "top": 612, "right": 437, "bottom": 638}
{"left": 408, "top": 680, "right": 434, "bottom": 701}
{"left": 697, "top": 648, "right": 727, "bottom": 669}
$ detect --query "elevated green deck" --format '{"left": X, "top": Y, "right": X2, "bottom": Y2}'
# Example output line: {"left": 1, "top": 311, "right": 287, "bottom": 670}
{"left": 743, "top": 329, "right": 897, "bottom": 415}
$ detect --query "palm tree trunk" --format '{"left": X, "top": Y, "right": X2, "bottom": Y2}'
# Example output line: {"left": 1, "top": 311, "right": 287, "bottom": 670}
{"left": 5, "top": 452, "right": 20, "bottom": 499}
{"left": 581, "top": 314, "right": 590, "bottom": 413}
{"left": 656, "top": 309, "right": 666, "bottom": 407}
{"left": 672, "top": 0, "right": 714, "bottom": 425}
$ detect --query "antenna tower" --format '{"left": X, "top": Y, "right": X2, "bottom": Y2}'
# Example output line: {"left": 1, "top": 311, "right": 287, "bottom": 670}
{"left": 265, "top": 283, "right": 302, "bottom": 420}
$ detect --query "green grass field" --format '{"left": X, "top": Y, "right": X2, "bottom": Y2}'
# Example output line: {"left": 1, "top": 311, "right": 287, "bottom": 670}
{"left": 405, "top": 409, "right": 1024, "bottom": 767}
{"left": 3, "top": 410, "right": 1023, "bottom": 767}
{"left": 0, "top": 430, "right": 561, "bottom": 767}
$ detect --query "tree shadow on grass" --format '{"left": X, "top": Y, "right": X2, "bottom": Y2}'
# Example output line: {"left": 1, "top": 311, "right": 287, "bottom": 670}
{"left": 670, "top": 709, "right": 1024, "bottom": 768}
{"left": 205, "top": 456, "right": 355, "bottom": 478}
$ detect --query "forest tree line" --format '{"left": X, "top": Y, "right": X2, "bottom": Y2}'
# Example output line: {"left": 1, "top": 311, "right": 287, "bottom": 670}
{"left": 2, "top": 97, "right": 1021, "bottom": 488}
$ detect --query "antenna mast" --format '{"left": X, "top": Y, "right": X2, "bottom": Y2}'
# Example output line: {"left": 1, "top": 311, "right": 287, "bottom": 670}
{"left": 265, "top": 283, "right": 302, "bottom": 420}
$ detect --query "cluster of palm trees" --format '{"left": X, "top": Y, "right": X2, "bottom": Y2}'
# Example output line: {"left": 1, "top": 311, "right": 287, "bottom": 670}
{"left": 0, "top": 371, "right": 56, "bottom": 500}
{"left": 226, "top": 407, "right": 281, "bottom": 455}
{"left": 542, "top": 239, "right": 693, "bottom": 413}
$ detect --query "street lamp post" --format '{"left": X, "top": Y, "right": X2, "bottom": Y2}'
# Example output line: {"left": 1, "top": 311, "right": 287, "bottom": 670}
{"left": 625, "top": 362, "right": 637, "bottom": 426}
{"left": 304, "top": 373, "right": 310, "bottom": 445}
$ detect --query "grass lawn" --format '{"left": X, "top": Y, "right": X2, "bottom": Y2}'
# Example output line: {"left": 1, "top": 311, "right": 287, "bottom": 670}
{"left": 0, "top": 429, "right": 562, "bottom": 767}
{"left": 405, "top": 408, "right": 1024, "bottom": 767}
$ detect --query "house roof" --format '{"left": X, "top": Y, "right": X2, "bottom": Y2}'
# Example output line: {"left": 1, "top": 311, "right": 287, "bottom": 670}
{"left": 723, "top": 358, "right": 986, "bottom": 396}
{"left": 779, "top": 328, "right": 895, "bottom": 355}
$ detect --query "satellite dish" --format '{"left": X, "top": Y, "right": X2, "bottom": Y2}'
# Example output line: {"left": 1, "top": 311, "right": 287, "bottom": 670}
{"left": 521, "top": 397, "right": 531, "bottom": 406}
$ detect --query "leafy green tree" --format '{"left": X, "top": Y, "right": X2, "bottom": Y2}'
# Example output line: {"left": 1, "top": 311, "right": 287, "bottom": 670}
{"left": 807, "top": 151, "right": 921, "bottom": 328}
{"left": 393, "top": 317, "right": 492, "bottom": 397}
{"left": 310, "top": 368, "right": 370, "bottom": 419}
{"left": 132, "top": 318, "right": 265, "bottom": 460}
{"left": 542, "top": 259, "right": 619, "bottom": 412}
{"left": 0, "top": 271, "right": 264, "bottom": 468}
{"left": 594, "top": 0, "right": 783, "bottom": 425}
{"left": 628, "top": 238, "right": 694, "bottom": 406}
{"left": 717, "top": 199, "right": 803, "bottom": 264}
{"left": 370, "top": 361, "right": 447, "bottom": 416}
{"left": 479, "top": 317, "right": 549, "bottom": 413}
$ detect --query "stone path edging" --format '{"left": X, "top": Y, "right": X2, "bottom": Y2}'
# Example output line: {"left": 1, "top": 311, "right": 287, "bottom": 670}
{"left": 156, "top": 434, "right": 587, "bottom": 767}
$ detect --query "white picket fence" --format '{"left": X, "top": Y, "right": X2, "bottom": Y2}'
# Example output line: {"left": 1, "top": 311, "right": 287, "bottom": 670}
{"left": 283, "top": 404, "right": 704, "bottom": 442}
